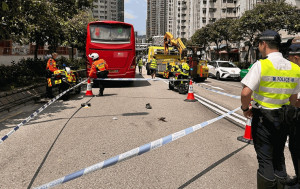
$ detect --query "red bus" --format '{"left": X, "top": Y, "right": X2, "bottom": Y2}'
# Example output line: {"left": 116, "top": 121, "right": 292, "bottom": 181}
{"left": 86, "top": 21, "right": 136, "bottom": 78}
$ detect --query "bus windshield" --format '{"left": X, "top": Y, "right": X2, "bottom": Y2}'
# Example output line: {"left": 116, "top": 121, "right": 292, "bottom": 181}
{"left": 90, "top": 24, "right": 131, "bottom": 43}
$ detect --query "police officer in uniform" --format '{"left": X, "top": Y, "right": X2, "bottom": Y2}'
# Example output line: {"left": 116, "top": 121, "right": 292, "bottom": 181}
{"left": 240, "top": 30, "right": 300, "bottom": 188}
{"left": 287, "top": 44, "right": 300, "bottom": 188}
{"left": 88, "top": 53, "right": 108, "bottom": 96}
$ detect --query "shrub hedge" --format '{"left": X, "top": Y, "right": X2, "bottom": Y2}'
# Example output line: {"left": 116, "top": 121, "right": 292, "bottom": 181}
{"left": 0, "top": 57, "right": 86, "bottom": 91}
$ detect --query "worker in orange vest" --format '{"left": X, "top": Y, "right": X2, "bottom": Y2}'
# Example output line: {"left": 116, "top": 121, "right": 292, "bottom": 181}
{"left": 46, "top": 52, "right": 58, "bottom": 98}
{"left": 88, "top": 53, "right": 108, "bottom": 96}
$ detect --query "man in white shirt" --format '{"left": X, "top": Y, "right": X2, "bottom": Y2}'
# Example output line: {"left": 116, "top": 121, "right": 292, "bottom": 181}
{"left": 240, "top": 30, "right": 300, "bottom": 188}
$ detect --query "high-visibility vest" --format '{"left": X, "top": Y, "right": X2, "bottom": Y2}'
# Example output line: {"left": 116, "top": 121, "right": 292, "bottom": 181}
{"left": 150, "top": 58, "right": 157, "bottom": 69}
{"left": 253, "top": 59, "right": 300, "bottom": 108}
{"left": 88, "top": 59, "right": 108, "bottom": 78}
{"left": 46, "top": 58, "right": 58, "bottom": 72}
{"left": 138, "top": 59, "right": 143, "bottom": 66}
{"left": 94, "top": 59, "right": 107, "bottom": 71}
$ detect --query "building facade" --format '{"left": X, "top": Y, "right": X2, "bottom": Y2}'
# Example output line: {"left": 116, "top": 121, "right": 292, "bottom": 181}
{"left": 92, "top": 0, "right": 124, "bottom": 22}
{"left": 150, "top": 0, "right": 300, "bottom": 39}
{"left": 146, "top": 0, "right": 168, "bottom": 40}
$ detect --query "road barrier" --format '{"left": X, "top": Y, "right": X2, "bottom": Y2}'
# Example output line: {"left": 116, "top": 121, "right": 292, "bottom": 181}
{"left": 34, "top": 106, "right": 241, "bottom": 189}
{"left": 0, "top": 79, "right": 87, "bottom": 144}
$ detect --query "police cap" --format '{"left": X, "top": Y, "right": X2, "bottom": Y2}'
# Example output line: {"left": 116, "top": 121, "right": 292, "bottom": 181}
{"left": 258, "top": 30, "right": 281, "bottom": 43}
{"left": 288, "top": 44, "right": 300, "bottom": 55}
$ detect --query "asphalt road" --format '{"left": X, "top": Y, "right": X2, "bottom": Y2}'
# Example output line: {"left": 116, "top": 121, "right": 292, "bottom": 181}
{"left": 0, "top": 67, "right": 295, "bottom": 189}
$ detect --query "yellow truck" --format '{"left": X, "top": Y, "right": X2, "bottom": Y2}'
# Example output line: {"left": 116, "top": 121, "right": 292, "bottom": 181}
{"left": 146, "top": 46, "right": 179, "bottom": 76}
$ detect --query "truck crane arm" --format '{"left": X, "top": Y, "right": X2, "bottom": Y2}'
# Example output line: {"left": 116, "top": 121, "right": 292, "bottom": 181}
{"left": 163, "top": 32, "right": 187, "bottom": 59}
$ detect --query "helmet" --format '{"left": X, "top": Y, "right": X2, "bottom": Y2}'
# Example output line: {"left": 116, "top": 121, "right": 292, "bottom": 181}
{"left": 288, "top": 44, "right": 300, "bottom": 55}
{"left": 89, "top": 53, "right": 99, "bottom": 60}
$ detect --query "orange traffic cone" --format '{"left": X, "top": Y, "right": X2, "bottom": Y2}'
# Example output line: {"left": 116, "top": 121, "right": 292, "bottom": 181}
{"left": 237, "top": 118, "right": 253, "bottom": 144}
{"left": 184, "top": 79, "right": 197, "bottom": 102}
{"left": 85, "top": 78, "right": 93, "bottom": 96}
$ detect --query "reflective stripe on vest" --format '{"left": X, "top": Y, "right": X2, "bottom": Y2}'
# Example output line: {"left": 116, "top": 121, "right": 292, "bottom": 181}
{"left": 150, "top": 59, "right": 157, "bottom": 69}
{"left": 94, "top": 60, "right": 106, "bottom": 71}
{"left": 253, "top": 59, "right": 300, "bottom": 108}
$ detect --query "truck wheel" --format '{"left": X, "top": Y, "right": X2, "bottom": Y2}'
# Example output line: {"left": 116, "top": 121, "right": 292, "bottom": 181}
{"left": 198, "top": 78, "right": 206, "bottom": 82}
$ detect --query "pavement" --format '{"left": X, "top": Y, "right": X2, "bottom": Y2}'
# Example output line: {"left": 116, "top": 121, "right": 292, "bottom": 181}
{"left": 0, "top": 83, "right": 45, "bottom": 114}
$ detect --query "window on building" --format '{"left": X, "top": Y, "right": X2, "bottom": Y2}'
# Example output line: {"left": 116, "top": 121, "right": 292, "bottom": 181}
{"left": 203, "top": 8, "right": 206, "bottom": 14}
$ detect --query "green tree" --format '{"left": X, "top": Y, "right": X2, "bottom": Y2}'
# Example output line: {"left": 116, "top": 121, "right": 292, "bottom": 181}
{"left": 0, "top": 0, "right": 27, "bottom": 42}
{"left": 62, "top": 10, "right": 96, "bottom": 60}
{"left": 191, "top": 25, "right": 210, "bottom": 59}
{"left": 236, "top": 1, "right": 300, "bottom": 63}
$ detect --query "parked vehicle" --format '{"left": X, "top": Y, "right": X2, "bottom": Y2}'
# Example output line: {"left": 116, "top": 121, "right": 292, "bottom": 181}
{"left": 168, "top": 63, "right": 190, "bottom": 94}
{"left": 52, "top": 67, "right": 81, "bottom": 100}
{"left": 239, "top": 63, "right": 254, "bottom": 80}
{"left": 207, "top": 61, "right": 241, "bottom": 80}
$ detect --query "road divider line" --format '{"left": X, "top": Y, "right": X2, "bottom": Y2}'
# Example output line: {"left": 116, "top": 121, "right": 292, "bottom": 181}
{"left": 195, "top": 83, "right": 241, "bottom": 99}
{"left": 194, "top": 94, "right": 246, "bottom": 122}
{"left": 0, "top": 79, "right": 87, "bottom": 145}
{"left": 34, "top": 107, "right": 241, "bottom": 189}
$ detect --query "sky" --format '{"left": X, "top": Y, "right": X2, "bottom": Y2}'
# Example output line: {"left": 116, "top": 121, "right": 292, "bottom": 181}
{"left": 124, "top": 0, "right": 147, "bottom": 36}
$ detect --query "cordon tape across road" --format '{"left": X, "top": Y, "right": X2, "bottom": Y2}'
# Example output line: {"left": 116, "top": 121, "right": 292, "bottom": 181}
{"left": 34, "top": 106, "right": 241, "bottom": 189}
{"left": 0, "top": 79, "right": 87, "bottom": 144}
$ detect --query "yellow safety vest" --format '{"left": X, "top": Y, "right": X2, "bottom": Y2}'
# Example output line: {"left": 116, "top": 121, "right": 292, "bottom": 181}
{"left": 138, "top": 59, "right": 143, "bottom": 66}
{"left": 150, "top": 59, "right": 157, "bottom": 69}
{"left": 253, "top": 59, "right": 300, "bottom": 108}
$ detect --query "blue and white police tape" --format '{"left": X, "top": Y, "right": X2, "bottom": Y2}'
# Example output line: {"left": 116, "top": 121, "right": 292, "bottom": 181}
{"left": 94, "top": 78, "right": 189, "bottom": 81}
{"left": 0, "top": 79, "right": 87, "bottom": 145}
{"left": 196, "top": 84, "right": 241, "bottom": 99}
{"left": 35, "top": 106, "right": 241, "bottom": 189}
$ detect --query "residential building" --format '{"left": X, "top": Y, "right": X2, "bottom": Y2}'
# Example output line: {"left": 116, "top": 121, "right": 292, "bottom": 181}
{"left": 163, "top": 0, "right": 300, "bottom": 39}
{"left": 92, "top": 0, "right": 124, "bottom": 22}
{"left": 146, "top": 0, "right": 168, "bottom": 40}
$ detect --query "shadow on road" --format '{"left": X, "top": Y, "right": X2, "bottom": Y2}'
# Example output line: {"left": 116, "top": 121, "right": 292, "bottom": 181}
{"left": 178, "top": 143, "right": 249, "bottom": 189}
{"left": 93, "top": 73, "right": 151, "bottom": 89}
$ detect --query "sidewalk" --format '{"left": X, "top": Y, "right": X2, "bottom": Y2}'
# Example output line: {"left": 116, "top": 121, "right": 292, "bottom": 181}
{"left": 0, "top": 83, "right": 46, "bottom": 114}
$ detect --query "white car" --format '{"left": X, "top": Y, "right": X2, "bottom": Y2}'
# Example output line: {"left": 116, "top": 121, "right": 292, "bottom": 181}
{"left": 207, "top": 61, "right": 241, "bottom": 80}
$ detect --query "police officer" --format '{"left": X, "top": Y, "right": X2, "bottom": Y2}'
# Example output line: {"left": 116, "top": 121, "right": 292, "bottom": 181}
{"left": 287, "top": 44, "right": 300, "bottom": 188}
{"left": 46, "top": 52, "right": 59, "bottom": 98}
{"left": 150, "top": 56, "right": 157, "bottom": 79}
{"left": 88, "top": 53, "right": 108, "bottom": 96}
{"left": 241, "top": 30, "right": 300, "bottom": 188}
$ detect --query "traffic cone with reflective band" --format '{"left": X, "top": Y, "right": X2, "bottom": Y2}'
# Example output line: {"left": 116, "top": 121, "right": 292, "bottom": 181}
{"left": 85, "top": 78, "right": 93, "bottom": 96}
{"left": 184, "top": 79, "right": 197, "bottom": 102}
{"left": 237, "top": 118, "right": 253, "bottom": 145}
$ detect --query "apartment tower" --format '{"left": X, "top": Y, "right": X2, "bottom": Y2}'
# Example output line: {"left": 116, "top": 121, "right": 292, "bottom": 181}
{"left": 92, "top": 0, "right": 124, "bottom": 22}
{"left": 146, "top": 0, "right": 168, "bottom": 40}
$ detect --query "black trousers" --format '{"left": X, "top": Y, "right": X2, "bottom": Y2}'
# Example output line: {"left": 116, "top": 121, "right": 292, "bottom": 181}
{"left": 251, "top": 108, "right": 288, "bottom": 180}
{"left": 96, "top": 70, "right": 108, "bottom": 90}
{"left": 289, "top": 126, "right": 300, "bottom": 176}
